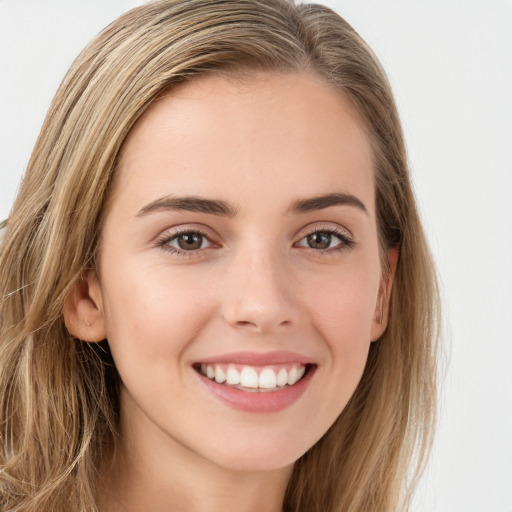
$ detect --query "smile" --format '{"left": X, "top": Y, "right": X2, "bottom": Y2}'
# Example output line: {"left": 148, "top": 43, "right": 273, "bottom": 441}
{"left": 193, "top": 353, "right": 316, "bottom": 413}
{"left": 197, "top": 363, "right": 307, "bottom": 392}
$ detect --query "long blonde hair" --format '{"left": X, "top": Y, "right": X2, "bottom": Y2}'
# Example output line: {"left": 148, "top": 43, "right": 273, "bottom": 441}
{"left": 0, "top": 1, "right": 439, "bottom": 510}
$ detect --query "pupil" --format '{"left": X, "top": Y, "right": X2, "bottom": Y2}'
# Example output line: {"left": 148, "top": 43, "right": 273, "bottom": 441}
{"left": 308, "top": 232, "right": 331, "bottom": 249}
{"left": 178, "top": 233, "right": 202, "bottom": 250}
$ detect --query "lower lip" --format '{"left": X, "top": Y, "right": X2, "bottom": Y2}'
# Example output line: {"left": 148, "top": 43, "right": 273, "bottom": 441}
{"left": 196, "top": 366, "right": 315, "bottom": 413}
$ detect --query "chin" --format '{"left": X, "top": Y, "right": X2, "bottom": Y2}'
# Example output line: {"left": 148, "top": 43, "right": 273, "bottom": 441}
{"left": 194, "top": 427, "right": 317, "bottom": 473}
{"left": 212, "top": 450, "right": 299, "bottom": 473}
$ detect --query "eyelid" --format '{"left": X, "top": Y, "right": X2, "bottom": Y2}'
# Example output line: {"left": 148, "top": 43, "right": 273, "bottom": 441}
{"left": 294, "top": 223, "right": 356, "bottom": 251}
{"left": 154, "top": 225, "right": 220, "bottom": 256}
{"left": 296, "top": 222, "right": 354, "bottom": 240}
{"left": 152, "top": 222, "right": 355, "bottom": 257}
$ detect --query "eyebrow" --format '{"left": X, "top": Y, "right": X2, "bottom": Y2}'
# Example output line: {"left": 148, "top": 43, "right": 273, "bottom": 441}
{"left": 136, "top": 195, "right": 238, "bottom": 218}
{"left": 136, "top": 192, "right": 367, "bottom": 219}
{"left": 287, "top": 193, "right": 368, "bottom": 215}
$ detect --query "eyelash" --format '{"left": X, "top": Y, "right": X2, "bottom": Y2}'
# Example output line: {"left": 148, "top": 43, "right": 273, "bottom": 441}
{"left": 155, "top": 228, "right": 216, "bottom": 257}
{"left": 296, "top": 226, "right": 355, "bottom": 253}
{"left": 155, "top": 226, "right": 355, "bottom": 257}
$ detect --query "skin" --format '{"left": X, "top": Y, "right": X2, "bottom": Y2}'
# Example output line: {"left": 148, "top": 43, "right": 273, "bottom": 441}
{"left": 65, "top": 71, "right": 397, "bottom": 512}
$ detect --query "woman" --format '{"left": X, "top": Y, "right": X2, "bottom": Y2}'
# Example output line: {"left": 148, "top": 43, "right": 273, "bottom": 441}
{"left": 0, "top": 1, "right": 439, "bottom": 511}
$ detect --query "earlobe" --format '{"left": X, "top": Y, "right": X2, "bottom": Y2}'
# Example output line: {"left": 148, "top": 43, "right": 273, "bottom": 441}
{"left": 63, "top": 271, "right": 107, "bottom": 342}
{"left": 370, "top": 246, "right": 399, "bottom": 342}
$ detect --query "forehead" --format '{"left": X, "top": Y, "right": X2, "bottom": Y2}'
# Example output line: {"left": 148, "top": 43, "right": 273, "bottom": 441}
{"left": 112, "top": 71, "right": 375, "bottom": 217}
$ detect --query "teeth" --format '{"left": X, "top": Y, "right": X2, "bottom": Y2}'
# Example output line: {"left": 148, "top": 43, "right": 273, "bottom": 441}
{"left": 226, "top": 366, "right": 240, "bottom": 385}
{"left": 287, "top": 367, "right": 298, "bottom": 386}
{"left": 259, "top": 368, "right": 277, "bottom": 389}
{"left": 277, "top": 368, "right": 288, "bottom": 387}
{"left": 240, "top": 367, "right": 259, "bottom": 388}
{"left": 200, "top": 364, "right": 307, "bottom": 390}
{"left": 214, "top": 366, "right": 226, "bottom": 384}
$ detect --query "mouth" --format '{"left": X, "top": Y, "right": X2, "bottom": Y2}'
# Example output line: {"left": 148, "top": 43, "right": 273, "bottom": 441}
{"left": 192, "top": 352, "right": 316, "bottom": 413}
{"left": 193, "top": 362, "right": 313, "bottom": 392}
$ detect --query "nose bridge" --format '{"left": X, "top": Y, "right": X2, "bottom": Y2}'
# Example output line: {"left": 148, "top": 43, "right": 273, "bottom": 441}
{"left": 221, "top": 239, "right": 295, "bottom": 333}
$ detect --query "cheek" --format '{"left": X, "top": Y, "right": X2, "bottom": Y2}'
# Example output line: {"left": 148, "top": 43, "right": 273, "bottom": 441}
{"left": 100, "top": 261, "right": 217, "bottom": 366}
{"left": 301, "top": 276, "right": 377, "bottom": 425}
{"left": 298, "top": 260, "right": 380, "bottom": 397}
{"left": 304, "top": 266, "right": 379, "bottom": 345}
{"left": 314, "top": 294, "right": 374, "bottom": 387}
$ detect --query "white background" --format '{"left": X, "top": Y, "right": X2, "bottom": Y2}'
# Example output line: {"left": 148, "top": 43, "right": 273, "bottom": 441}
{"left": 1, "top": 1, "right": 511, "bottom": 511}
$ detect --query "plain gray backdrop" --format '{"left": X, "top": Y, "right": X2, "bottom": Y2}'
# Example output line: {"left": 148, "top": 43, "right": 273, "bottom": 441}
{"left": 1, "top": 1, "right": 511, "bottom": 510}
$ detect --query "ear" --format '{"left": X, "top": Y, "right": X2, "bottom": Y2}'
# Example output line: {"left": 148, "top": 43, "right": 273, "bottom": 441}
{"left": 370, "top": 246, "right": 399, "bottom": 342}
{"left": 63, "top": 270, "right": 107, "bottom": 342}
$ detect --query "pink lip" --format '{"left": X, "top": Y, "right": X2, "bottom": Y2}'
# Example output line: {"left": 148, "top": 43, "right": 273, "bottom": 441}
{"left": 196, "top": 350, "right": 314, "bottom": 366}
{"left": 195, "top": 352, "right": 316, "bottom": 414}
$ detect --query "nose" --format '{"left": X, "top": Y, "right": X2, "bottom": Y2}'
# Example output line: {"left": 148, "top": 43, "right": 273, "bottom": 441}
{"left": 221, "top": 249, "right": 296, "bottom": 334}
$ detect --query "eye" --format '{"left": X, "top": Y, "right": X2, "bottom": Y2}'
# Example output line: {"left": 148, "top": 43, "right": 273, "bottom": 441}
{"left": 157, "top": 230, "right": 213, "bottom": 253}
{"left": 296, "top": 228, "right": 354, "bottom": 251}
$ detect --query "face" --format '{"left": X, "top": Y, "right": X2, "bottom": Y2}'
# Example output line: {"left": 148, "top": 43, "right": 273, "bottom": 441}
{"left": 68, "top": 72, "right": 394, "bottom": 473}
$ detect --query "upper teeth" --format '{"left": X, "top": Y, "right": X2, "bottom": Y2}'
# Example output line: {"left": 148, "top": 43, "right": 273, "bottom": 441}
{"left": 200, "top": 364, "right": 306, "bottom": 390}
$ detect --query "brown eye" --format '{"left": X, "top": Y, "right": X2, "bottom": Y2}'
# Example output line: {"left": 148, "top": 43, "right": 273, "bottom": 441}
{"left": 162, "top": 231, "right": 212, "bottom": 252}
{"left": 306, "top": 232, "right": 332, "bottom": 250}
{"left": 296, "top": 229, "right": 354, "bottom": 252}
{"left": 176, "top": 232, "right": 204, "bottom": 250}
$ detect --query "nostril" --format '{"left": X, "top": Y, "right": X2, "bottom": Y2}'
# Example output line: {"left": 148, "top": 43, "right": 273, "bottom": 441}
{"left": 233, "top": 318, "right": 292, "bottom": 332}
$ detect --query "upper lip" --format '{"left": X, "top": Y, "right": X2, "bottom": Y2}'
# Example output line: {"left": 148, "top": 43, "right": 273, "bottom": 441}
{"left": 195, "top": 351, "right": 315, "bottom": 366}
